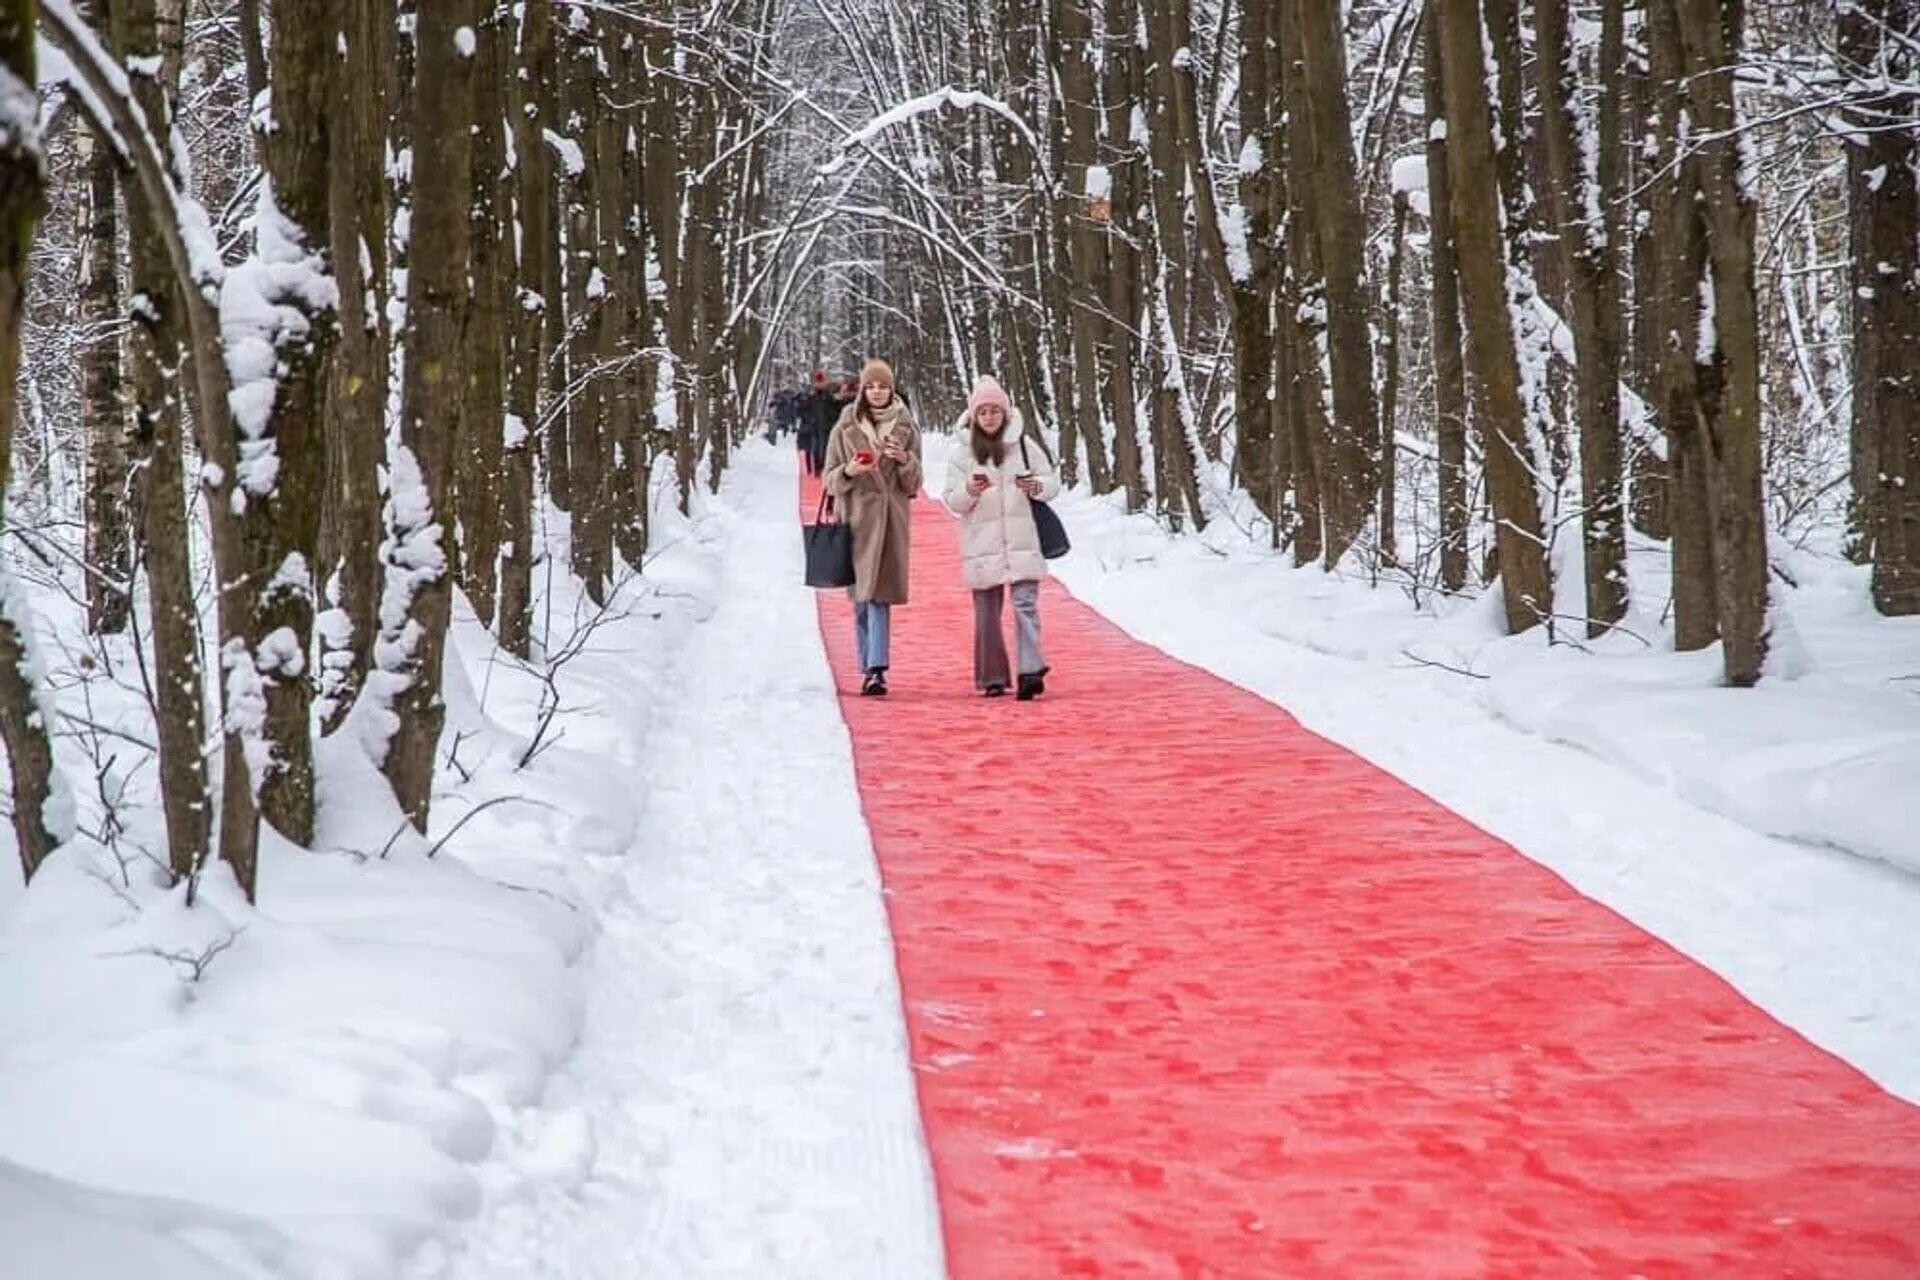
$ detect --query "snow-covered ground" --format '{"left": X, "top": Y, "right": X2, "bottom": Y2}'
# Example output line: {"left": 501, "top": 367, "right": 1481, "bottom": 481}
{"left": 7, "top": 430, "right": 1915, "bottom": 1277}
{"left": 0, "top": 490, "right": 717, "bottom": 1277}
{"left": 983, "top": 435, "right": 1920, "bottom": 1104}
{"left": 433, "top": 446, "right": 943, "bottom": 1280}
{"left": 0, "top": 446, "right": 939, "bottom": 1279}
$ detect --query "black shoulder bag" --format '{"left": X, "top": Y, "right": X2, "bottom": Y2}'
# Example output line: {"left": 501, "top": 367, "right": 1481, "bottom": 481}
{"left": 802, "top": 492, "right": 856, "bottom": 588}
{"left": 1018, "top": 435, "right": 1071, "bottom": 560}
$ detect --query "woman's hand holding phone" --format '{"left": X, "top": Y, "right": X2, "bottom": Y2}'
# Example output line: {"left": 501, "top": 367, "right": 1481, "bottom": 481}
{"left": 967, "top": 470, "right": 991, "bottom": 497}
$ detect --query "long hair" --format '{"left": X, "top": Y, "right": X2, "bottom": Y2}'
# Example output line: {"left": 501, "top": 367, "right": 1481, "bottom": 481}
{"left": 855, "top": 383, "right": 897, "bottom": 428}
{"left": 969, "top": 418, "right": 1008, "bottom": 467}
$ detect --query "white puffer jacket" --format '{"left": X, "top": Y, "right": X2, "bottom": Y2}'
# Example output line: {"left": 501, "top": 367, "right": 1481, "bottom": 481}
{"left": 942, "top": 409, "right": 1063, "bottom": 590}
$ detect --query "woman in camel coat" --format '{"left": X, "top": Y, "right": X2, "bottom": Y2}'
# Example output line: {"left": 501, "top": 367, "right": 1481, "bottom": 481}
{"left": 942, "top": 375, "right": 1060, "bottom": 699}
{"left": 823, "top": 359, "right": 922, "bottom": 697}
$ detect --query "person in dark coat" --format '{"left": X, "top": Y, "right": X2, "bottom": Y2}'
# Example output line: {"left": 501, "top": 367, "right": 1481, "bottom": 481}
{"left": 796, "top": 370, "right": 832, "bottom": 475}
{"left": 802, "top": 371, "right": 839, "bottom": 476}
{"left": 772, "top": 384, "right": 800, "bottom": 440}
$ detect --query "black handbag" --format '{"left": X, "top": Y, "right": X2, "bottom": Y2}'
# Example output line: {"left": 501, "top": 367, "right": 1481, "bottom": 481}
{"left": 1019, "top": 437, "right": 1071, "bottom": 560}
{"left": 802, "top": 492, "right": 856, "bottom": 588}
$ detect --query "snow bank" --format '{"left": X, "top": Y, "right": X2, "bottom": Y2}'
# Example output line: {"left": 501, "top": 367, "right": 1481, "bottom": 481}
{"left": 0, "top": 470, "right": 727, "bottom": 1275}
{"left": 0, "top": 1159, "right": 248, "bottom": 1280}
{"left": 1020, "top": 456, "right": 1920, "bottom": 1102}
{"left": 442, "top": 442, "right": 943, "bottom": 1279}
{"left": 1473, "top": 584, "right": 1920, "bottom": 877}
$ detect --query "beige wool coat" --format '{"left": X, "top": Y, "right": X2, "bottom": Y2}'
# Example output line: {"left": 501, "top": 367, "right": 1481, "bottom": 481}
{"left": 941, "top": 409, "right": 1063, "bottom": 591}
{"left": 823, "top": 400, "right": 923, "bottom": 604}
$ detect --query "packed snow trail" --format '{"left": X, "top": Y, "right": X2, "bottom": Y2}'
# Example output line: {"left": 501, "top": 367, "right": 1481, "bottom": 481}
{"left": 809, "top": 472, "right": 1920, "bottom": 1276}
{"left": 444, "top": 448, "right": 943, "bottom": 1279}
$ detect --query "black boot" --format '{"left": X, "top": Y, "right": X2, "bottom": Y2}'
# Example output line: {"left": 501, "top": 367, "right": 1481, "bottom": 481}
{"left": 862, "top": 670, "right": 889, "bottom": 697}
{"left": 1016, "top": 670, "right": 1046, "bottom": 701}
{"left": 984, "top": 682, "right": 1006, "bottom": 698}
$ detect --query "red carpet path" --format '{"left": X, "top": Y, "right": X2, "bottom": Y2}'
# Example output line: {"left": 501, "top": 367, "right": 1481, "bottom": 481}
{"left": 805, "top": 475, "right": 1920, "bottom": 1278}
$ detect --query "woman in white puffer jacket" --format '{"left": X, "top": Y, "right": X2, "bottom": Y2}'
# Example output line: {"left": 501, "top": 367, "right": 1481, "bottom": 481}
{"left": 942, "top": 376, "right": 1062, "bottom": 700}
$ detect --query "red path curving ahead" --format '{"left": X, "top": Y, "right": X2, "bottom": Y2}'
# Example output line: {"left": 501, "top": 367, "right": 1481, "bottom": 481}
{"left": 805, "top": 471, "right": 1920, "bottom": 1278}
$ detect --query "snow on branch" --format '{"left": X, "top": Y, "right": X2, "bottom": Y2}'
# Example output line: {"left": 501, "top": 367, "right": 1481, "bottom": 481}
{"left": 819, "top": 87, "right": 1048, "bottom": 184}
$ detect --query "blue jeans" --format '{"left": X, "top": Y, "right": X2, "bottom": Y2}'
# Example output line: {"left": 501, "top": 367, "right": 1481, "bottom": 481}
{"left": 853, "top": 600, "right": 891, "bottom": 673}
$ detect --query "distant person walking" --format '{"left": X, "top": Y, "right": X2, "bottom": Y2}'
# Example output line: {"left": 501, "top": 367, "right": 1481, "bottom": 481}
{"left": 797, "top": 370, "right": 830, "bottom": 476}
{"left": 942, "top": 376, "right": 1058, "bottom": 700}
{"left": 805, "top": 370, "right": 842, "bottom": 476}
{"left": 823, "top": 359, "right": 922, "bottom": 696}
{"left": 771, "top": 382, "right": 801, "bottom": 444}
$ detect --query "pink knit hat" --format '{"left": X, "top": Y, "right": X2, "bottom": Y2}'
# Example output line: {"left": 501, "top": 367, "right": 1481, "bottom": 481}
{"left": 968, "top": 375, "right": 1010, "bottom": 417}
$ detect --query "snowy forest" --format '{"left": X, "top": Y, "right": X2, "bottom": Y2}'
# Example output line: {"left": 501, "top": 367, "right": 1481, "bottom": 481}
{"left": 0, "top": 0, "right": 1913, "bottom": 893}
{"left": 3, "top": 0, "right": 1919, "bottom": 1275}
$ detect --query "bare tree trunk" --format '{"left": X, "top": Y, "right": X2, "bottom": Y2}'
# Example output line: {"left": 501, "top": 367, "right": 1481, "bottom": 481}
{"left": 500, "top": 0, "right": 553, "bottom": 659}
{"left": 319, "top": 0, "right": 387, "bottom": 734}
{"left": 1295, "top": 0, "right": 1380, "bottom": 563}
{"left": 1425, "top": 12, "right": 1470, "bottom": 593}
{"left": 1481, "top": 0, "right": 1533, "bottom": 255}
{"left": 389, "top": 0, "right": 415, "bottom": 257}
{"left": 637, "top": 7, "right": 687, "bottom": 509}
{"left": 998, "top": 0, "right": 1050, "bottom": 431}
{"left": 540, "top": 24, "right": 574, "bottom": 519}
{"left": 384, "top": 0, "right": 476, "bottom": 829}
{"left": 1676, "top": 0, "right": 1768, "bottom": 684}
{"left": 1140, "top": 0, "right": 1211, "bottom": 530}
{"left": 1843, "top": 0, "right": 1920, "bottom": 613}
{"left": 1140, "top": 144, "right": 1200, "bottom": 527}
{"left": 1284, "top": 296, "right": 1327, "bottom": 566}
{"left": 234, "top": 0, "right": 336, "bottom": 849}
{"left": 1102, "top": 0, "right": 1148, "bottom": 511}
{"left": 1229, "top": 0, "right": 1281, "bottom": 524}
{"left": 1277, "top": 0, "right": 1330, "bottom": 565}
{"left": 458, "top": 10, "right": 509, "bottom": 626}
{"left": 1044, "top": 0, "right": 1103, "bottom": 488}
{"left": 237, "top": 0, "right": 266, "bottom": 106}
{"left": 79, "top": 116, "right": 131, "bottom": 636}
{"left": 1538, "top": 0, "right": 1628, "bottom": 634}
{"left": 564, "top": 18, "right": 610, "bottom": 598}
{"left": 43, "top": 0, "right": 257, "bottom": 897}
{"left": 109, "top": 0, "right": 210, "bottom": 883}
{"left": 0, "top": 0, "right": 64, "bottom": 882}
{"left": 694, "top": 107, "right": 730, "bottom": 497}
{"left": 1590, "top": 0, "right": 1631, "bottom": 626}
{"left": 1625, "top": 46, "right": 1670, "bottom": 540}
{"left": 1437, "top": 0, "right": 1551, "bottom": 633}
{"left": 1648, "top": 0, "right": 1718, "bottom": 653}
{"left": 606, "top": 26, "right": 649, "bottom": 568}
{"left": 1844, "top": 7, "right": 1885, "bottom": 565}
